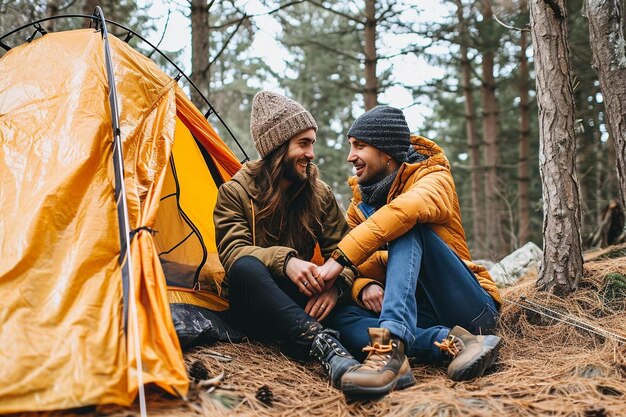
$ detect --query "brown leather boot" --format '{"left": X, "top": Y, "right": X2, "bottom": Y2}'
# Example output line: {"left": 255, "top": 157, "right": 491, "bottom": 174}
{"left": 340, "top": 328, "right": 416, "bottom": 397}
{"left": 435, "top": 326, "right": 501, "bottom": 381}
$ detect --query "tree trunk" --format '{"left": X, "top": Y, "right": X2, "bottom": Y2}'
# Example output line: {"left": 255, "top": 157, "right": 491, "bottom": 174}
{"left": 83, "top": 0, "right": 99, "bottom": 16}
{"left": 363, "top": 0, "right": 378, "bottom": 110}
{"left": 584, "top": 0, "right": 626, "bottom": 214}
{"left": 518, "top": 23, "right": 531, "bottom": 247}
{"left": 607, "top": 133, "right": 618, "bottom": 196}
{"left": 191, "top": 0, "right": 210, "bottom": 111}
{"left": 45, "top": 0, "right": 58, "bottom": 32}
{"left": 480, "top": 0, "right": 504, "bottom": 258}
{"left": 455, "top": 0, "right": 485, "bottom": 257}
{"left": 530, "top": 0, "right": 583, "bottom": 295}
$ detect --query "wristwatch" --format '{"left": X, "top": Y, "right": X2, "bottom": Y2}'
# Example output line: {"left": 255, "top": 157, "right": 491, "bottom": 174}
{"left": 331, "top": 249, "right": 351, "bottom": 267}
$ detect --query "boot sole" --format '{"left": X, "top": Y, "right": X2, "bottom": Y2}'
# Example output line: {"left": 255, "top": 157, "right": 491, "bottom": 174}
{"left": 449, "top": 335, "right": 502, "bottom": 382}
{"left": 341, "top": 370, "right": 416, "bottom": 398}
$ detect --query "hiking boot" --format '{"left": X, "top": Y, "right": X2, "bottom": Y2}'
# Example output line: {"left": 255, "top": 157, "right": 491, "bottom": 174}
{"left": 281, "top": 321, "right": 324, "bottom": 362}
{"left": 340, "top": 328, "right": 416, "bottom": 397}
{"left": 310, "top": 329, "right": 359, "bottom": 388}
{"left": 435, "top": 326, "right": 501, "bottom": 381}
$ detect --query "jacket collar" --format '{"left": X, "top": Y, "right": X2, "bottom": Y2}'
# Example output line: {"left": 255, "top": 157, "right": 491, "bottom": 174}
{"left": 230, "top": 161, "right": 261, "bottom": 198}
{"left": 348, "top": 135, "right": 449, "bottom": 204}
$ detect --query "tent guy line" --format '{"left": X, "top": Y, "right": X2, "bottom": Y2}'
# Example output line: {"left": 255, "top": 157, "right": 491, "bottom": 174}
{"left": 508, "top": 296, "right": 626, "bottom": 344}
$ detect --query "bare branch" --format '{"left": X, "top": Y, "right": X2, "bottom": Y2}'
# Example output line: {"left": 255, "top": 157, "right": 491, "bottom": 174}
{"left": 208, "top": 13, "right": 248, "bottom": 68}
{"left": 493, "top": 12, "right": 531, "bottom": 32}
{"left": 467, "top": 53, "right": 484, "bottom": 84}
{"left": 304, "top": 0, "right": 363, "bottom": 24}
{"left": 376, "top": 2, "right": 395, "bottom": 22}
{"left": 286, "top": 39, "right": 363, "bottom": 62}
{"left": 208, "top": 0, "right": 305, "bottom": 30}
{"left": 147, "top": 3, "right": 173, "bottom": 59}
{"left": 378, "top": 8, "right": 407, "bottom": 26}
{"left": 378, "top": 44, "right": 431, "bottom": 60}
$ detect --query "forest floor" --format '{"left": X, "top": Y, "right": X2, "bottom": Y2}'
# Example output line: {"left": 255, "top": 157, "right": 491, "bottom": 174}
{"left": 12, "top": 244, "right": 626, "bottom": 417}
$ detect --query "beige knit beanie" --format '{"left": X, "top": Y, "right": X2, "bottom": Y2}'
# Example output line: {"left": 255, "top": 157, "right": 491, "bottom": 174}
{"left": 250, "top": 91, "right": 318, "bottom": 159}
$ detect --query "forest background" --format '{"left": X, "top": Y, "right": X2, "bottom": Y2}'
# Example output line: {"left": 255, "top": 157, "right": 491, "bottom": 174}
{"left": 0, "top": 0, "right": 619, "bottom": 263}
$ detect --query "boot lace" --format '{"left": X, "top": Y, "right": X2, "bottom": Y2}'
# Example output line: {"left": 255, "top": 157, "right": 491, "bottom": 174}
{"left": 360, "top": 342, "right": 393, "bottom": 370}
{"left": 434, "top": 335, "right": 463, "bottom": 358}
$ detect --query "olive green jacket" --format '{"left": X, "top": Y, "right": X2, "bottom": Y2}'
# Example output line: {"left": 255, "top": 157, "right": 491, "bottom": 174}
{"left": 213, "top": 162, "right": 355, "bottom": 296}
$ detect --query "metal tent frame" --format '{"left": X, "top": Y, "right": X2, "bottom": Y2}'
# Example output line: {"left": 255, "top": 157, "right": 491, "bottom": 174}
{"left": 0, "top": 9, "right": 250, "bottom": 163}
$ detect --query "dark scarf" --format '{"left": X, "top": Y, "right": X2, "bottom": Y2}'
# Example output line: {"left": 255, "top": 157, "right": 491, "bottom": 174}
{"left": 359, "top": 146, "right": 429, "bottom": 209}
{"left": 360, "top": 169, "right": 399, "bottom": 209}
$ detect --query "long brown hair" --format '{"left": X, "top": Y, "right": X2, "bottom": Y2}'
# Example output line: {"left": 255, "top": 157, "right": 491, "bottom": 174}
{"left": 248, "top": 141, "right": 324, "bottom": 255}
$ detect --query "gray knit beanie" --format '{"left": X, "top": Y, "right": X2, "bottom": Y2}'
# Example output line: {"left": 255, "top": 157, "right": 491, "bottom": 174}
{"left": 347, "top": 105, "right": 411, "bottom": 163}
{"left": 250, "top": 91, "right": 318, "bottom": 159}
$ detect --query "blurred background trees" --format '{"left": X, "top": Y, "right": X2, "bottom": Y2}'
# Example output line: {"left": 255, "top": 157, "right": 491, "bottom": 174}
{"left": 1, "top": 0, "right": 623, "bottom": 264}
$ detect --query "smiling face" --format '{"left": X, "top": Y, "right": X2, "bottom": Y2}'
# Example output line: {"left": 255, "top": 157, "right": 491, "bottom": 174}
{"left": 347, "top": 137, "right": 398, "bottom": 186}
{"left": 282, "top": 128, "right": 316, "bottom": 184}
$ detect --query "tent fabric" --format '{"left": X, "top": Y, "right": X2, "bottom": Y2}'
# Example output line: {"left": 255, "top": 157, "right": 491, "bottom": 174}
{"left": 154, "top": 117, "right": 226, "bottom": 295}
{"left": 0, "top": 28, "right": 241, "bottom": 412}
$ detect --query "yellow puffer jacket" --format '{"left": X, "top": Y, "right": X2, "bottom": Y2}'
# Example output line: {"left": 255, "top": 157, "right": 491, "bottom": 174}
{"left": 337, "top": 135, "right": 501, "bottom": 307}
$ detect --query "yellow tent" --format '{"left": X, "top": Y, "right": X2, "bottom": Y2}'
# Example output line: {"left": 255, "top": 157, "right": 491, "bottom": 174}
{"left": 0, "top": 26, "right": 241, "bottom": 413}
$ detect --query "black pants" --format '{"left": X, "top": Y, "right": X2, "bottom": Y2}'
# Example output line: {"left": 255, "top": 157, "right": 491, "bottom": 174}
{"left": 226, "top": 256, "right": 321, "bottom": 352}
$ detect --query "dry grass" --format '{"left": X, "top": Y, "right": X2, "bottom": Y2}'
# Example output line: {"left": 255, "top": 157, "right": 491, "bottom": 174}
{"left": 9, "top": 254, "right": 626, "bottom": 417}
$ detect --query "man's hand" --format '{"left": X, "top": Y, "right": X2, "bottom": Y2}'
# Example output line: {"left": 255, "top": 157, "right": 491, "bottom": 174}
{"left": 361, "top": 283, "right": 384, "bottom": 313}
{"left": 316, "top": 258, "right": 344, "bottom": 290}
{"left": 305, "top": 286, "right": 338, "bottom": 321}
{"left": 285, "top": 257, "right": 324, "bottom": 296}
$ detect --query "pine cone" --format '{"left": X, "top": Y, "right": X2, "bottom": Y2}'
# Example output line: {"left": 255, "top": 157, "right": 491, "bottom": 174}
{"left": 255, "top": 385, "right": 274, "bottom": 407}
{"left": 188, "top": 360, "right": 209, "bottom": 382}
{"left": 584, "top": 407, "right": 607, "bottom": 417}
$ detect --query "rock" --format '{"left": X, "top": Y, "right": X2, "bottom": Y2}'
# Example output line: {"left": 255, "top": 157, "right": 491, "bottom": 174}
{"left": 489, "top": 242, "right": 542, "bottom": 287}
{"left": 577, "top": 364, "right": 606, "bottom": 379}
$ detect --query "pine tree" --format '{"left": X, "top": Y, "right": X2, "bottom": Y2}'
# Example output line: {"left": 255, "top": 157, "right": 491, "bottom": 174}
{"left": 584, "top": 0, "right": 626, "bottom": 215}
{"left": 417, "top": 0, "right": 539, "bottom": 257}
{"left": 530, "top": 0, "right": 583, "bottom": 294}
{"left": 276, "top": 1, "right": 363, "bottom": 200}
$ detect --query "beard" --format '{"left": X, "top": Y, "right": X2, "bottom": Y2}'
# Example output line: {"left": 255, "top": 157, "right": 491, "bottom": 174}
{"left": 282, "top": 155, "right": 310, "bottom": 184}
{"left": 359, "top": 169, "right": 388, "bottom": 186}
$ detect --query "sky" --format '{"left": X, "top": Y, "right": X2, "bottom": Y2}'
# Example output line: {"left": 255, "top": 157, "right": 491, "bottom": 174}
{"left": 141, "top": 0, "right": 450, "bottom": 132}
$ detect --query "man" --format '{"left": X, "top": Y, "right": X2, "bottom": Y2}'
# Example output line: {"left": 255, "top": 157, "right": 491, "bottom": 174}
{"left": 213, "top": 91, "right": 358, "bottom": 388}
{"left": 318, "top": 105, "right": 502, "bottom": 397}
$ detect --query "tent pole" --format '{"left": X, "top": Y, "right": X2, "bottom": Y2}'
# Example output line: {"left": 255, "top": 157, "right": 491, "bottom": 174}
{"left": 94, "top": 6, "right": 148, "bottom": 417}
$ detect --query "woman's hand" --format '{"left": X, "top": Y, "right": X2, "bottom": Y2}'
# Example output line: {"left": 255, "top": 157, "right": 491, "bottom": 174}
{"left": 285, "top": 257, "right": 324, "bottom": 296}
{"left": 305, "top": 286, "right": 339, "bottom": 321}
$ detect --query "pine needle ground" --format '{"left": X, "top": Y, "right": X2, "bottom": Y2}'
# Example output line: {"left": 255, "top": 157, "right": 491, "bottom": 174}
{"left": 9, "top": 250, "right": 626, "bottom": 417}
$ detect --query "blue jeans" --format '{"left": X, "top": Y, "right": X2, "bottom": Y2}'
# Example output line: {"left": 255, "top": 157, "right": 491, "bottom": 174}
{"left": 327, "top": 220, "right": 499, "bottom": 364}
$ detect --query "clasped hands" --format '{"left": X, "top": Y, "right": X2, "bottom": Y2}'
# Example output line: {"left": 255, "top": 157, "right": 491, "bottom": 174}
{"left": 285, "top": 256, "right": 345, "bottom": 321}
